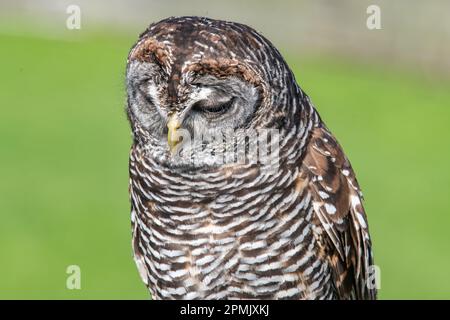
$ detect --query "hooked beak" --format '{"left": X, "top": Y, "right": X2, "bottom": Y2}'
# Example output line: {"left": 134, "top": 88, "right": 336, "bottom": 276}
{"left": 167, "top": 113, "right": 182, "bottom": 153}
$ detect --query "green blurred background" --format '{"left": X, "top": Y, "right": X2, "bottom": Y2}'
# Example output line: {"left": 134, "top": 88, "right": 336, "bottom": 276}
{"left": 1, "top": 0, "right": 449, "bottom": 299}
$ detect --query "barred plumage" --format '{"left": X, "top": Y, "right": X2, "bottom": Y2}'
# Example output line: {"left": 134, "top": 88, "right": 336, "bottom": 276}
{"left": 126, "top": 16, "right": 376, "bottom": 300}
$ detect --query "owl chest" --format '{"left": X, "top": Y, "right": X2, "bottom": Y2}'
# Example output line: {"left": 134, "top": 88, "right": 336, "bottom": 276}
{"left": 131, "top": 175, "right": 330, "bottom": 299}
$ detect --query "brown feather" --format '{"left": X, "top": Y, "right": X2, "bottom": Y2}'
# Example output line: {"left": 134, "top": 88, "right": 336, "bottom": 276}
{"left": 301, "top": 124, "right": 376, "bottom": 299}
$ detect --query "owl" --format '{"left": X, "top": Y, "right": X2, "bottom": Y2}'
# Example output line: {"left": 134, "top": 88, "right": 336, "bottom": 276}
{"left": 126, "top": 16, "right": 376, "bottom": 300}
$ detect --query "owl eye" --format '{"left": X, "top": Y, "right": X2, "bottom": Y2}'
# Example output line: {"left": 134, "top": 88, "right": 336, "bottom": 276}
{"left": 193, "top": 97, "right": 235, "bottom": 116}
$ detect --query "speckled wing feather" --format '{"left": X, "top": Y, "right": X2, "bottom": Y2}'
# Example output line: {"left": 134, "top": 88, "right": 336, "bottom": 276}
{"left": 301, "top": 124, "right": 376, "bottom": 299}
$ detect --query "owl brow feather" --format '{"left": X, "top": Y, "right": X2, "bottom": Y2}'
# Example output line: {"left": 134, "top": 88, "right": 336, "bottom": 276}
{"left": 128, "top": 37, "right": 172, "bottom": 74}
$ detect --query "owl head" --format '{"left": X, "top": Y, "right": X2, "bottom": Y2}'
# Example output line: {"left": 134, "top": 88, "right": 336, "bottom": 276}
{"left": 126, "top": 16, "right": 307, "bottom": 170}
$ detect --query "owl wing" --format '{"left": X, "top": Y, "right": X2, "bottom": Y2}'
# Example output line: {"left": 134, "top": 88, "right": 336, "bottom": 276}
{"left": 300, "top": 124, "right": 376, "bottom": 299}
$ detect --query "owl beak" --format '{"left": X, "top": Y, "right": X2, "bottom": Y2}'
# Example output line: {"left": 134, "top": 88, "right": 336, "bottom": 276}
{"left": 167, "top": 114, "right": 182, "bottom": 153}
